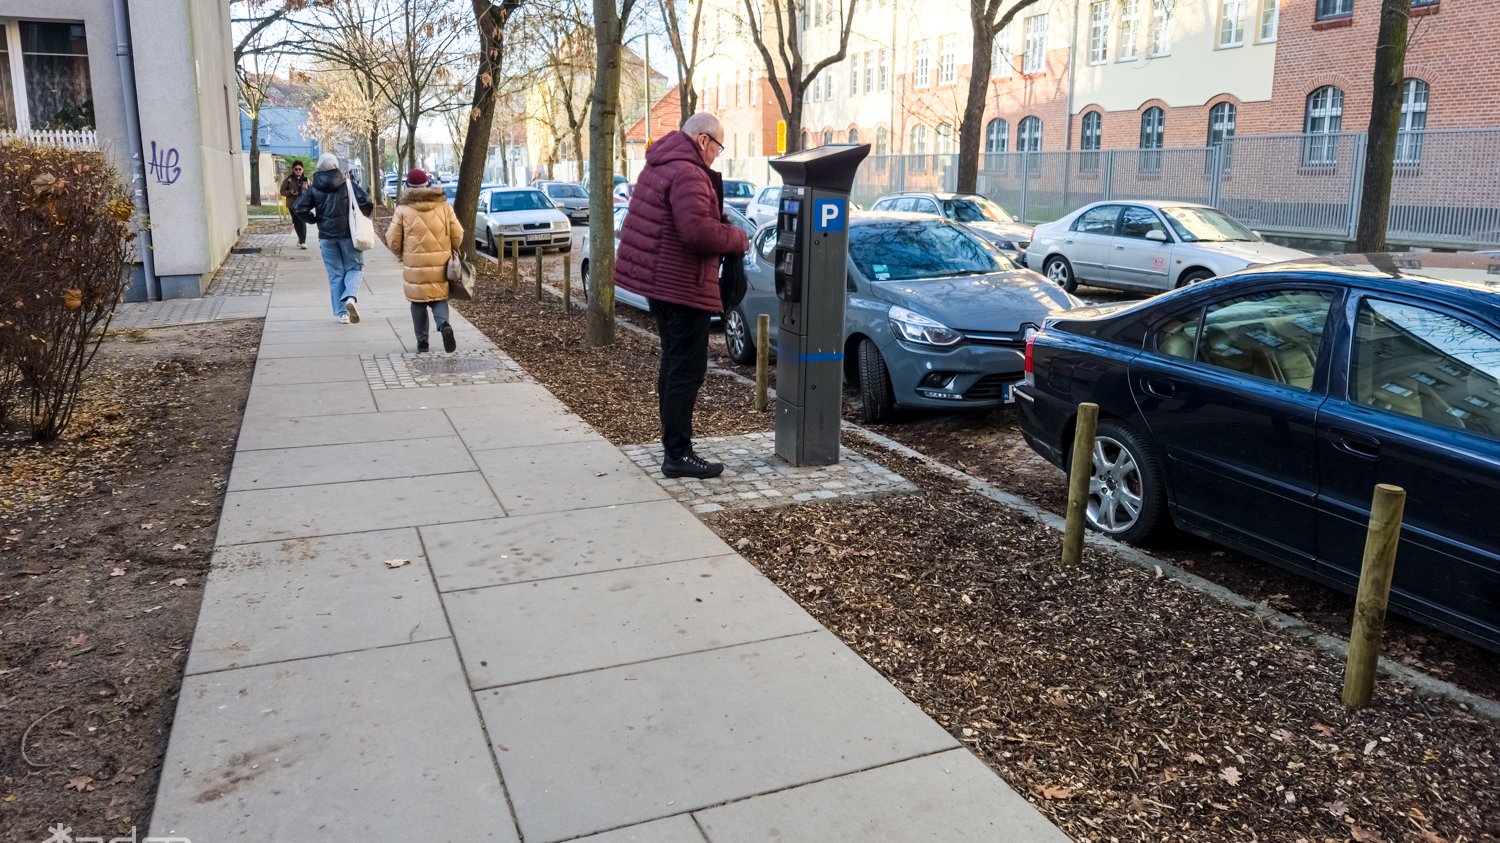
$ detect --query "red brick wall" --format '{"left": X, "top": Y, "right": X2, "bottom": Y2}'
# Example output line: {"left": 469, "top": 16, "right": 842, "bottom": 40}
{"left": 1073, "top": 96, "right": 1277, "bottom": 150}
{"left": 892, "top": 46, "right": 1073, "bottom": 153}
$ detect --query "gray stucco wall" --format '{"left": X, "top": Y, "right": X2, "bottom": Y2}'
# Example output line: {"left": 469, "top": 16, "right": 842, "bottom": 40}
{"left": 4, "top": 0, "right": 246, "bottom": 298}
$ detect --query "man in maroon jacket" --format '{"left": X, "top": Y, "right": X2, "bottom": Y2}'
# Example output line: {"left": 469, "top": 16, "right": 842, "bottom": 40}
{"left": 616, "top": 113, "right": 751, "bottom": 479}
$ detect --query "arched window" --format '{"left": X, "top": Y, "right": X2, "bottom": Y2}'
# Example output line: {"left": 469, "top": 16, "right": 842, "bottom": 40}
{"left": 985, "top": 118, "right": 1009, "bottom": 153}
{"left": 1017, "top": 116, "right": 1042, "bottom": 152}
{"left": 936, "top": 122, "right": 954, "bottom": 155}
{"left": 823, "top": 129, "right": 833, "bottom": 145}
{"left": 1207, "top": 101, "right": 1236, "bottom": 170}
{"left": 1139, "top": 106, "right": 1165, "bottom": 172}
{"left": 1303, "top": 85, "right": 1343, "bottom": 165}
{"left": 1080, "top": 111, "right": 1102, "bottom": 171}
{"left": 875, "top": 126, "right": 889, "bottom": 168}
{"left": 1397, "top": 78, "right": 1429, "bottom": 165}
{"left": 801, "top": 130, "right": 811, "bottom": 151}
{"left": 848, "top": 127, "right": 859, "bottom": 144}
{"left": 910, "top": 124, "right": 928, "bottom": 155}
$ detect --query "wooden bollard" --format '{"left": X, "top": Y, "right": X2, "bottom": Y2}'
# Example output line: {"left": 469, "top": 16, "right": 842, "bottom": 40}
{"left": 509, "top": 238, "right": 519, "bottom": 284}
{"left": 535, "top": 247, "right": 544, "bottom": 300}
{"left": 1061, "top": 402, "right": 1100, "bottom": 566}
{"left": 754, "top": 313, "right": 771, "bottom": 411}
{"left": 563, "top": 253, "right": 572, "bottom": 311}
{"left": 1342, "top": 483, "right": 1407, "bottom": 709}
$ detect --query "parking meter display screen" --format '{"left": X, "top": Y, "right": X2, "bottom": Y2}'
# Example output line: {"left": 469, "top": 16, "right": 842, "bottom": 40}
{"left": 781, "top": 199, "right": 800, "bottom": 215}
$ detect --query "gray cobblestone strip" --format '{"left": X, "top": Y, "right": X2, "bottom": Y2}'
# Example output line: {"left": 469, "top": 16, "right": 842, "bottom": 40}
{"left": 360, "top": 349, "right": 532, "bottom": 390}
{"left": 206, "top": 233, "right": 286, "bottom": 297}
{"left": 109, "top": 297, "right": 227, "bottom": 330}
{"left": 623, "top": 431, "right": 920, "bottom": 513}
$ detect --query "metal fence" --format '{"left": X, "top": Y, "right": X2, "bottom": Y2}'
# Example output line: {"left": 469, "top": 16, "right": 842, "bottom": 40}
{"left": 713, "top": 128, "right": 1500, "bottom": 248}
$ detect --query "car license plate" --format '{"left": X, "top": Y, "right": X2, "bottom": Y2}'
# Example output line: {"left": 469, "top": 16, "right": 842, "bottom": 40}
{"left": 526, "top": 233, "right": 550, "bottom": 242}
{"left": 1003, "top": 381, "right": 1016, "bottom": 403}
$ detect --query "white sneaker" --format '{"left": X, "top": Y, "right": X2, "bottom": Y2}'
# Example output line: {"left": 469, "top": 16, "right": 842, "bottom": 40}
{"left": 344, "top": 299, "right": 360, "bottom": 324}
{"left": 298, "top": 243, "right": 307, "bottom": 250}
{"left": 338, "top": 314, "right": 351, "bottom": 324}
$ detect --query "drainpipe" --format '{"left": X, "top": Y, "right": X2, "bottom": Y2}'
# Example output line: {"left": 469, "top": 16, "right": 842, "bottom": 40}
{"left": 1064, "top": 0, "right": 1081, "bottom": 151}
{"left": 113, "top": 0, "right": 159, "bottom": 300}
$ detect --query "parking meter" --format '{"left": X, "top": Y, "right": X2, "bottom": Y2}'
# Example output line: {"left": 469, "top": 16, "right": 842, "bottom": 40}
{"left": 768, "top": 144, "right": 870, "bottom": 466}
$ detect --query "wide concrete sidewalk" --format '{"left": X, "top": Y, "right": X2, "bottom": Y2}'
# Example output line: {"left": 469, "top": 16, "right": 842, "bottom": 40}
{"left": 149, "top": 233, "right": 1072, "bottom": 842}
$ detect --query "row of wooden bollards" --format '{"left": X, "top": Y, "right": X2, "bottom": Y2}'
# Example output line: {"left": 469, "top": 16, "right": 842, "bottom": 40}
{"left": 1061, "top": 401, "right": 1406, "bottom": 710}
{"left": 499, "top": 240, "right": 573, "bottom": 310}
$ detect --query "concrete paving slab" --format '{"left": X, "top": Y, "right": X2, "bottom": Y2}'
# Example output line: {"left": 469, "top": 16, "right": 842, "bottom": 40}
{"left": 420, "top": 500, "right": 731, "bottom": 591}
{"left": 576, "top": 817, "right": 708, "bottom": 843}
{"left": 257, "top": 340, "right": 407, "bottom": 359}
{"left": 227, "top": 436, "right": 477, "bottom": 491}
{"left": 473, "top": 440, "right": 670, "bottom": 516}
{"left": 446, "top": 401, "right": 601, "bottom": 451}
{"left": 265, "top": 305, "right": 353, "bottom": 321}
{"left": 236, "top": 409, "right": 454, "bottom": 451}
{"left": 217, "top": 472, "right": 503, "bottom": 545}
{"left": 243, "top": 380, "right": 376, "bottom": 419}
{"left": 259, "top": 327, "right": 402, "bottom": 346}
{"left": 253, "top": 355, "right": 369, "bottom": 386}
{"left": 372, "top": 381, "right": 553, "bottom": 412}
{"left": 448, "top": 555, "right": 821, "bottom": 688}
{"left": 215, "top": 298, "right": 271, "bottom": 319}
{"left": 151, "top": 639, "right": 517, "bottom": 842}
{"left": 185, "top": 528, "right": 448, "bottom": 674}
{"left": 695, "top": 749, "right": 1072, "bottom": 843}
{"left": 477, "top": 632, "right": 957, "bottom": 842}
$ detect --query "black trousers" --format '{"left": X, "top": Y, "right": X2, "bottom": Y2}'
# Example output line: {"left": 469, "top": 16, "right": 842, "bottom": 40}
{"left": 291, "top": 213, "right": 308, "bottom": 244}
{"left": 650, "top": 298, "right": 712, "bottom": 460}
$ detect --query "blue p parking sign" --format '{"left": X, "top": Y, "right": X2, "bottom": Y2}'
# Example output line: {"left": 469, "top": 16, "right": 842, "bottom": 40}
{"left": 812, "top": 198, "right": 847, "bottom": 233}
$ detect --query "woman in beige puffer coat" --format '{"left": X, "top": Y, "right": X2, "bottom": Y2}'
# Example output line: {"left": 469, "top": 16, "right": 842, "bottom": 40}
{"left": 385, "top": 169, "right": 465, "bottom": 352}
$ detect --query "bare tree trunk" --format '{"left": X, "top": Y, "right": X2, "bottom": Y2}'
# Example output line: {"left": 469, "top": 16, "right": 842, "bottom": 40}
{"left": 455, "top": 0, "right": 515, "bottom": 260}
{"left": 958, "top": 0, "right": 1039, "bottom": 193}
{"left": 249, "top": 111, "right": 263, "bottom": 207}
{"left": 369, "top": 127, "right": 382, "bottom": 207}
{"left": 587, "top": 0, "right": 626, "bottom": 347}
{"left": 1355, "top": 0, "right": 1413, "bottom": 252}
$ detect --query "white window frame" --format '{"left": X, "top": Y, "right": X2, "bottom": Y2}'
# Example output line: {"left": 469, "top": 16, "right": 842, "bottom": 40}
{"left": 1396, "top": 78, "right": 1429, "bottom": 165}
{"left": 1088, "top": 2, "right": 1110, "bottom": 65}
{"left": 910, "top": 124, "right": 928, "bottom": 156}
{"left": 1118, "top": 0, "right": 1141, "bottom": 61}
{"left": 992, "top": 29, "right": 1014, "bottom": 78}
{"left": 1218, "top": 0, "right": 1246, "bottom": 48}
{"left": 1017, "top": 116, "right": 1042, "bottom": 152}
{"left": 1304, "top": 85, "right": 1344, "bottom": 166}
{"left": 936, "top": 122, "right": 954, "bottom": 155}
{"left": 849, "top": 52, "right": 860, "bottom": 95}
{"left": 1149, "top": 0, "right": 1172, "bottom": 57}
{"left": 985, "top": 118, "right": 1009, "bottom": 153}
{"left": 1023, "top": 14, "right": 1047, "bottom": 74}
{"left": 914, "top": 40, "right": 930, "bottom": 88}
{"left": 1, "top": 20, "right": 30, "bottom": 133}
{"left": 878, "top": 48, "right": 890, "bottom": 90}
{"left": 864, "top": 50, "right": 875, "bottom": 93}
{"left": 939, "top": 35, "right": 956, "bottom": 85}
{"left": 734, "top": 69, "right": 742, "bottom": 107}
{"left": 1258, "top": 0, "right": 1280, "bottom": 42}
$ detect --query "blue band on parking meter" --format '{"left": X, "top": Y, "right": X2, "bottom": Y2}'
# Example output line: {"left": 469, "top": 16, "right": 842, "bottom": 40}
{"left": 813, "top": 198, "right": 846, "bottom": 233}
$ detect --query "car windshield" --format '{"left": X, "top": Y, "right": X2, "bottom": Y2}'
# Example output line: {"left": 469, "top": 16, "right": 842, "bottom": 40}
{"left": 943, "top": 196, "right": 1014, "bottom": 224}
{"left": 547, "top": 184, "right": 587, "bottom": 199}
{"left": 1161, "top": 207, "right": 1257, "bottom": 242}
{"left": 725, "top": 181, "right": 755, "bottom": 198}
{"left": 849, "top": 221, "right": 1004, "bottom": 281}
{"left": 490, "top": 190, "right": 556, "bottom": 212}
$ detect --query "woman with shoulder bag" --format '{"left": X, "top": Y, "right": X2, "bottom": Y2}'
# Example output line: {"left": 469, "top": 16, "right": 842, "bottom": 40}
{"left": 384, "top": 169, "right": 465, "bottom": 352}
{"left": 292, "top": 153, "right": 375, "bottom": 323}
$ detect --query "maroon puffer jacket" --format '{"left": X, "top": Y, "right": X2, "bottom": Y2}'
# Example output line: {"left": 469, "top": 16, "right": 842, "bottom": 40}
{"left": 615, "top": 131, "right": 749, "bottom": 312}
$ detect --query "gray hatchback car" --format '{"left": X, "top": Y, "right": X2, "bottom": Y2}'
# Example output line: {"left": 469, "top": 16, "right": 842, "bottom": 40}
{"left": 724, "top": 212, "right": 1081, "bottom": 422}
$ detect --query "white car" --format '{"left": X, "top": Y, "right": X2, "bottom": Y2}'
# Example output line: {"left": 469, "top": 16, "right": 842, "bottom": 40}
{"left": 475, "top": 187, "right": 573, "bottom": 254}
{"left": 745, "top": 185, "right": 782, "bottom": 229}
{"left": 579, "top": 206, "right": 759, "bottom": 314}
{"left": 1024, "top": 200, "right": 1311, "bottom": 293}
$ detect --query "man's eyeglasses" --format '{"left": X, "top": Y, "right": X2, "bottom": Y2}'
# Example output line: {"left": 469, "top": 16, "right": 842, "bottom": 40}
{"left": 701, "top": 134, "right": 725, "bottom": 153}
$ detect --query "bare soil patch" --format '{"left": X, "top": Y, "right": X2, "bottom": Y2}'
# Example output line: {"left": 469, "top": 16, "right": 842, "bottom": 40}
{"left": 461, "top": 267, "right": 1500, "bottom": 843}
{"left": 0, "top": 320, "right": 258, "bottom": 840}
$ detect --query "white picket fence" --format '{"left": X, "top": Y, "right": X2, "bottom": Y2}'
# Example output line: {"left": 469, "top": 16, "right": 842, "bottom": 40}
{"left": 0, "top": 128, "right": 100, "bottom": 151}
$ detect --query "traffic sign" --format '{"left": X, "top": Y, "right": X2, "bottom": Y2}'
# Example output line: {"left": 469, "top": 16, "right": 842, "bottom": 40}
{"left": 776, "top": 120, "right": 787, "bottom": 154}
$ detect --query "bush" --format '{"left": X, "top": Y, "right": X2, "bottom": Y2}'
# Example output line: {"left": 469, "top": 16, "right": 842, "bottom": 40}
{"left": 0, "top": 141, "right": 134, "bottom": 440}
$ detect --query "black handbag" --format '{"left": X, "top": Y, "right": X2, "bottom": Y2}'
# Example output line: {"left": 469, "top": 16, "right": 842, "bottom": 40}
{"left": 720, "top": 251, "right": 747, "bottom": 312}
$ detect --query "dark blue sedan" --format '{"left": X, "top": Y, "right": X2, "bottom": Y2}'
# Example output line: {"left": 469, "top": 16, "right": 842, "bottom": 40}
{"left": 1016, "top": 254, "right": 1500, "bottom": 651}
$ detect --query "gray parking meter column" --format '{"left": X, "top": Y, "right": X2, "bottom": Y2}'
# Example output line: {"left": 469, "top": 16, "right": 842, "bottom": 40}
{"left": 768, "top": 144, "right": 870, "bottom": 467}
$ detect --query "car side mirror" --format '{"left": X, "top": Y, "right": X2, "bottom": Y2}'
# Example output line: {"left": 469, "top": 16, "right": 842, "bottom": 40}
{"left": 1146, "top": 230, "right": 1168, "bottom": 243}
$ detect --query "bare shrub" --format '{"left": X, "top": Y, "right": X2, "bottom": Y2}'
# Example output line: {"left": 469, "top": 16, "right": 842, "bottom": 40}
{"left": 0, "top": 141, "right": 135, "bottom": 440}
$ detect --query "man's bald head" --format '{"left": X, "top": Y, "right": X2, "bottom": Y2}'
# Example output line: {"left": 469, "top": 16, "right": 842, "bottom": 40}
{"left": 681, "top": 112, "right": 726, "bottom": 166}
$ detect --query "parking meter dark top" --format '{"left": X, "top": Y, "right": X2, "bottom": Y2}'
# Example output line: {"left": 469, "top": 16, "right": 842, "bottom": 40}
{"left": 615, "top": 130, "right": 751, "bottom": 314}
{"left": 768, "top": 144, "right": 871, "bottom": 467}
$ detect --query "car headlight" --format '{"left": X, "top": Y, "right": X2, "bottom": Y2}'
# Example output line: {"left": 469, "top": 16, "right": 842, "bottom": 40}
{"left": 889, "top": 305, "right": 961, "bottom": 346}
{"left": 552, "top": 220, "right": 570, "bottom": 230}
{"left": 502, "top": 224, "right": 524, "bottom": 233}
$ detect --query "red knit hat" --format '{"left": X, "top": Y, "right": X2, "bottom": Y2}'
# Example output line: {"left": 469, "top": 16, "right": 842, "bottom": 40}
{"left": 406, "top": 168, "right": 429, "bottom": 186}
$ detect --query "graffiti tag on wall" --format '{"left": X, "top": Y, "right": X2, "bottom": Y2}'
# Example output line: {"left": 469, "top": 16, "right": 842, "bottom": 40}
{"left": 148, "top": 142, "right": 181, "bottom": 186}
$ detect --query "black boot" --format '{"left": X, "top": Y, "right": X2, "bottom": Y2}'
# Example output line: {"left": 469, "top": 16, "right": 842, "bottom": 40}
{"left": 662, "top": 451, "right": 723, "bottom": 479}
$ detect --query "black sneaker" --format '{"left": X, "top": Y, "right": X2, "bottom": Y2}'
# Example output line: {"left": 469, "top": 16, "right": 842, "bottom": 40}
{"left": 344, "top": 298, "right": 360, "bottom": 324}
{"left": 416, "top": 342, "right": 429, "bottom": 353}
{"left": 441, "top": 324, "right": 456, "bottom": 353}
{"left": 662, "top": 451, "right": 723, "bottom": 479}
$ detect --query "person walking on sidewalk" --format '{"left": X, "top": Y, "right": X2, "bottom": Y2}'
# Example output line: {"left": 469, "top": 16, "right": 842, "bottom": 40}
{"left": 278, "top": 160, "right": 310, "bottom": 250}
{"left": 293, "top": 152, "right": 374, "bottom": 324}
{"left": 615, "top": 112, "right": 749, "bottom": 479}
{"left": 384, "top": 168, "right": 465, "bottom": 353}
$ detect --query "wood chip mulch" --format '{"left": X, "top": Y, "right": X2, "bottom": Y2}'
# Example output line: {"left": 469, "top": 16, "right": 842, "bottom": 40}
{"left": 459, "top": 267, "right": 1500, "bottom": 843}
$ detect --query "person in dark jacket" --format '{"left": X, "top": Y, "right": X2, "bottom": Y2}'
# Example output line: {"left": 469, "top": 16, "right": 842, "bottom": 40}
{"left": 615, "top": 113, "right": 750, "bottom": 479}
{"left": 293, "top": 152, "right": 375, "bottom": 323}
{"left": 278, "top": 160, "right": 310, "bottom": 249}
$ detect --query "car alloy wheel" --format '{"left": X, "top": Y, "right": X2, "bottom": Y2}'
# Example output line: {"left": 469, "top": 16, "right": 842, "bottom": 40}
{"left": 724, "top": 308, "right": 755, "bottom": 365}
{"left": 1080, "top": 419, "right": 1167, "bottom": 545}
{"left": 1044, "top": 256, "right": 1078, "bottom": 293}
